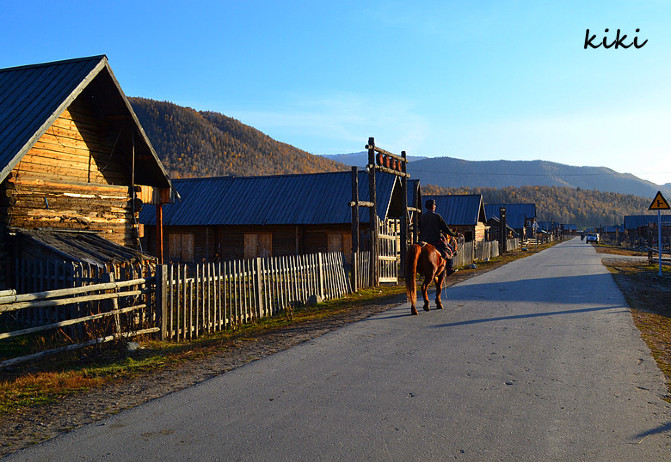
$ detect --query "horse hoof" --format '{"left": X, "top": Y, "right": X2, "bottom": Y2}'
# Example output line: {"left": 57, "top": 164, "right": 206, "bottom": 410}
{"left": 411, "top": 307, "right": 418, "bottom": 315}
{"left": 436, "top": 304, "right": 444, "bottom": 310}
{"left": 423, "top": 305, "right": 430, "bottom": 312}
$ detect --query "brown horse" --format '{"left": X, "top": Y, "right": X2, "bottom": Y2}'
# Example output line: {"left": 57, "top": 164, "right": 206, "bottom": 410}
{"left": 405, "top": 235, "right": 459, "bottom": 315}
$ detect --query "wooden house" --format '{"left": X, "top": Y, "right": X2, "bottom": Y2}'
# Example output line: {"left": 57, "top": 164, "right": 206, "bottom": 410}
{"left": 485, "top": 203, "right": 537, "bottom": 240}
{"left": 0, "top": 56, "right": 173, "bottom": 289}
{"left": 140, "top": 171, "right": 419, "bottom": 263}
{"left": 624, "top": 215, "right": 671, "bottom": 245}
{"left": 422, "top": 194, "right": 488, "bottom": 242}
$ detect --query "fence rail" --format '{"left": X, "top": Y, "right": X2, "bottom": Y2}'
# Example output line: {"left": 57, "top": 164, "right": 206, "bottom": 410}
{"left": 0, "top": 276, "right": 156, "bottom": 368}
{"left": 160, "top": 252, "right": 351, "bottom": 341}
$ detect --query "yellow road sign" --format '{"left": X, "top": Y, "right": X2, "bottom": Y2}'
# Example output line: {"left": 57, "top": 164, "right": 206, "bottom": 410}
{"left": 649, "top": 191, "right": 671, "bottom": 210}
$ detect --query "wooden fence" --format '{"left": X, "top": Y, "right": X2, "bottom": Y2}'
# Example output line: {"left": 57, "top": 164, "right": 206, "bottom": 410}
{"left": 159, "top": 252, "right": 351, "bottom": 341}
{"left": 0, "top": 276, "right": 157, "bottom": 368}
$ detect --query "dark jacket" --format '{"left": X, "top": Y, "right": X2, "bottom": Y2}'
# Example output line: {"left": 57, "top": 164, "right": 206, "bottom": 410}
{"left": 419, "top": 210, "right": 457, "bottom": 243}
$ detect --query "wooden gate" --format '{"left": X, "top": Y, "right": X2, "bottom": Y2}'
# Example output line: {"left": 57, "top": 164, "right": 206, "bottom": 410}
{"left": 378, "top": 219, "right": 400, "bottom": 283}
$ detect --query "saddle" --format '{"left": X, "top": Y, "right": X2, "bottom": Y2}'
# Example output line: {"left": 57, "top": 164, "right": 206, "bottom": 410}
{"left": 418, "top": 239, "right": 455, "bottom": 260}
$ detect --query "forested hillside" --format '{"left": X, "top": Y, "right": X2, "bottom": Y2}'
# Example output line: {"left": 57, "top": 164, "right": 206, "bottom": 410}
{"left": 421, "top": 185, "right": 650, "bottom": 228}
{"left": 130, "top": 98, "right": 346, "bottom": 178}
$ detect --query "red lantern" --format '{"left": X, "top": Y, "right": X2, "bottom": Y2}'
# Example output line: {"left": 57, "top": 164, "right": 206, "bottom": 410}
{"left": 376, "top": 153, "right": 383, "bottom": 166}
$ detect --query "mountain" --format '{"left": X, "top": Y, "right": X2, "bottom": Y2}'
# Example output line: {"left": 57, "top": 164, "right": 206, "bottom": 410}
{"left": 320, "top": 152, "right": 670, "bottom": 199}
{"left": 322, "top": 152, "right": 427, "bottom": 165}
{"left": 129, "top": 97, "right": 346, "bottom": 179}
{"left": 422, "top": 184, "right": 649, "bottom": 228}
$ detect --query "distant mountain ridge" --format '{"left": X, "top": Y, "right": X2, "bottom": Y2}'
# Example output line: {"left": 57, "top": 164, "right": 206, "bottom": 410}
{"left": 321, "top": 152, "right": 670, "bottom": 199}
{"left": 129, "top": 97, "right": 346, "bottom": 179}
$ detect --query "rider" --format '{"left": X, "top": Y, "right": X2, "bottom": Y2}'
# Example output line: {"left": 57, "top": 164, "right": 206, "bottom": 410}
{"left": 419, "top": 199, "right": 458, "bottom": 272}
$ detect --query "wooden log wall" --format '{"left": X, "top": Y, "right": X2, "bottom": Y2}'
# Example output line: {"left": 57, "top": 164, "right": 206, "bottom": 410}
{"left": 144, "top": 224, "right": 360, "bottom": 263}
{"left": 0, "top": 99, "right": 136, "bottom": 248}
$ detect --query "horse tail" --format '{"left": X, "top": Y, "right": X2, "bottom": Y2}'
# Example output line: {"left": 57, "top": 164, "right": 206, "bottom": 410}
{"left": 405, "top": 244, "right": 421, "bottom": 306}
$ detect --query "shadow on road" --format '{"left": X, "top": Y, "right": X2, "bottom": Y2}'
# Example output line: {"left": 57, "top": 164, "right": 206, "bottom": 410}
{"left": 634, "top": 421, "right": 671, "bottom": 440}
{"left": 444, "top": 272, "right": 621, "bottom": 305}
{"left": 429, "top": 305, "right": 627, "bottom": 329}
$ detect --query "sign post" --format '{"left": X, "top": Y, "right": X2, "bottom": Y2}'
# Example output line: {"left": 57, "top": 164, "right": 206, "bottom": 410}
{"left": 648, "top": 191, "right": 670, "bottom": 276}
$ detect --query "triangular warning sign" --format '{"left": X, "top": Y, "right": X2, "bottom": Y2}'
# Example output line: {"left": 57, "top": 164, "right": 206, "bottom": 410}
{"left": 649, "top": 191, "right": 671, "bottom": 210}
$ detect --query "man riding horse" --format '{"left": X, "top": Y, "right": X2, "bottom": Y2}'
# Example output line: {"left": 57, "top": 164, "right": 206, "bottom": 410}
{"left": 419, "top": 199, "right": 458, "bottom": 275}
{"left": 405, "top": 199, "right": 460, "bottom": 315}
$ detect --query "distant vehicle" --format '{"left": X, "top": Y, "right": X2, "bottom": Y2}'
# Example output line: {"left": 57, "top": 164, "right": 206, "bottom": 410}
{"left": 585, "top": 233, "right": 599, "bottom": 243}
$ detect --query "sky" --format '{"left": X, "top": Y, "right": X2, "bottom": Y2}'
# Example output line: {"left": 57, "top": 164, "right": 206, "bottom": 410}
{"left": 2, "top": 1, "right": 670, "bottom": 185}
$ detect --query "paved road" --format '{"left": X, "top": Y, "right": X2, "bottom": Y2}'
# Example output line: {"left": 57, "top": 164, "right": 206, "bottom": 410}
{"left": 7, "top": 239, "right": 670, "bottom": 461}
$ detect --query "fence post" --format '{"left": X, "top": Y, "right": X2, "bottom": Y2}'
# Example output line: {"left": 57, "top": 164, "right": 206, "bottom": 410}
{"left": 102, "top": 272, "right": 121, "bottom": 339}
{"left": 317, "top": 253, "right": 325, "bottom": 300}
{"left": 255, "top": 257, "right": 264, "bottom": 318}
{"left": 156, "top": 264, "right": 168, "bottom": 340}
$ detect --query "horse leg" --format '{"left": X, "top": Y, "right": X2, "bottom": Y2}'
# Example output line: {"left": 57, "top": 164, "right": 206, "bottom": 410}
{"left": 421, "top": 273, "right": 433, "bottom": 311}
{"left": 435, "top": 270, "right": 446, "bottom": 310}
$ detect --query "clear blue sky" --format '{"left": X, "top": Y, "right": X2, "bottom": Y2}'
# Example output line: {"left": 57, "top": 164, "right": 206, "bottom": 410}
{"left": 2, "top": 1, "right": 670, "bottom": 185}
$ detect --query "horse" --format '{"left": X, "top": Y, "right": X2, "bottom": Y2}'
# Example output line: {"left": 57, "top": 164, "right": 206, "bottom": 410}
{"left": 405, "top": 234, "right": 459, "bottom": 315}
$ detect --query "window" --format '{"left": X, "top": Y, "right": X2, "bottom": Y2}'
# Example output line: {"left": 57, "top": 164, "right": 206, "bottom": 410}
{"left": 244, "top": 233, "right": 272, "bottom": 259}
{"left": 168, "top": 233, "right": 194, "bottom": 262}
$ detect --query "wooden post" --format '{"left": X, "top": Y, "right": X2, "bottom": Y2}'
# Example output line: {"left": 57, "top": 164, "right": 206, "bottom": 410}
{"left": 156, "top": 264, "right": 168, "bottom": 340}
{"left": 400, "top": 150, "right": 408, "bottom": 279}
{"left": 102, "top": 272, "right": 121, "bottom": 339}
{"left": 412, "top": 184, "right": 419, "bottom": 244}
{"left": 317, "top": 253, "right": 325, "bottom": 300}
{"left": 351, "top": 166, "right": 359, "bottom": 292}
{"left": 367, "top": 137, "right": 378, "bottom": 286}
{"left": 156, "top": 204, "right": 164, "bottom": 264}
{"left": 499, "top": 207, "right": 507, "bottom": 253}
{"left": 255, "top": 257, "right": 265, "bottom": 318}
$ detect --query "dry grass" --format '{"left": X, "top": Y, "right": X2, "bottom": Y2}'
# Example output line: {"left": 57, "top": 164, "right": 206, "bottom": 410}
{"left": 598, "top": 244, "right": 671, "bottom": 401}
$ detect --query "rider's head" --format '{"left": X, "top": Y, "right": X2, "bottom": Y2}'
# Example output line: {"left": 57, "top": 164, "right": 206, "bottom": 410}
{"left": 425, "top": 199, "right": 436, "bottom": 211}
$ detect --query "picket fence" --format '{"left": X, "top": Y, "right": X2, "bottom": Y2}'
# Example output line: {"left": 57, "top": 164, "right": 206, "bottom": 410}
{"left": 159, "top": 252, "right": 351, "bottom": 341}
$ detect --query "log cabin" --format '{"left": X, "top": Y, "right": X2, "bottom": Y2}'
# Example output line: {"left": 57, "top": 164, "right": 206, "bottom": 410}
{"left": 421, "top": 194, "right": 488, "bottom": 243}
{"left": 0, "top": 56, "right": 174, "bottom": 290}
{"left": 485, "top": 203, "right": 537, "bottom": 241}
{"left": 140, "top": 171, "right": 420, "bottom": 263}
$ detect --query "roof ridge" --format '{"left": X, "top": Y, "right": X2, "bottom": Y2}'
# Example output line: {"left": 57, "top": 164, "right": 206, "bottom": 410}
{"left": 0, "top": 55, "right": 107, "bottom": 73}
{"left": 172, "top": 170, "right": 352, "bottom": 183}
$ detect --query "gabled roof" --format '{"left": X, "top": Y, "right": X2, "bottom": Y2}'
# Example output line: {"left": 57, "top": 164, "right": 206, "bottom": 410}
{"left": 624, "top": 215, "right": 671, "bottom": 230}
{"left": 423, "top": 194, "right": 486, "bottom": 226}
{"left": 140, "top": 171, "right": 400, "bottom": 226}
{"left": 0, "top": 55, "right": 172, "bottom": 189}
{"left": 484, "top": 203, "right": 536, "bottom": 229}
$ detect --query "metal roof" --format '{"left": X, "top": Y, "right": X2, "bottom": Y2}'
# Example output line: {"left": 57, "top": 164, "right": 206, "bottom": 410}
{"left": 422, "top": 194, "right": 486, "bottom": 226}
{"left": 140, "top": 171, "right": 399, "bottom": 226}
{"left": 15, "top": 228, "right": 154, "bottom": 267}
{"left": 624, "top": 215, "right": 671, "bottom": 230}
{"left": 0, "top": 56, "right": 172, "bottom": 190}
{"left": 484, "top": 203, "right": 537, "bottom": 230}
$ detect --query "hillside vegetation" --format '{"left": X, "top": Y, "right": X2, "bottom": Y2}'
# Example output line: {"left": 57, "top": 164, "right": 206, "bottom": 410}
{"left": 422, "top": 185, "right": 651, "bottom": 228}
{"left": 130, "top": 98, "right": 346, "bottom": 178}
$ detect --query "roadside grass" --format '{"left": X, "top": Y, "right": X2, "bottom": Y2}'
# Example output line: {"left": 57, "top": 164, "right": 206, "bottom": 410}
{"left": 597, "top": 244, "right": 671, "bottom": 401}
{"left": 0, "top": 240, "right": 559, "bottom": 416}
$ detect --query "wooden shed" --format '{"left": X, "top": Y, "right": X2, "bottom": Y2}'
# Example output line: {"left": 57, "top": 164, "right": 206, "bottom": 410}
{"left": 0, "top": 56, "right": 174, "bottom": 289}
{"left": 485, "top": 203, "right": 537, "bottom": 240}
{"left": 140, "top": 171, "right": 416, "bottom": 263}
{"left": 422, "top": 194, "right": 488, "bottom": 242}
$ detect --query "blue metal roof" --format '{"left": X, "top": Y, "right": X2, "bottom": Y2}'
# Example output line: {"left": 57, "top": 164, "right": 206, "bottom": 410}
{"left": 0, "top": 56, "right": 172, "bottom": 189}
{"left": 624, "top": 215, "right": 671, "bottom": 230}
{"left": 485, "top": 203, "right": 536, "bottom": 230}
{"left": 422, "top": 194, "right": 486, "bottom": 226}
{"left": 140, "top": 171, "right": 399, "bottom": 226}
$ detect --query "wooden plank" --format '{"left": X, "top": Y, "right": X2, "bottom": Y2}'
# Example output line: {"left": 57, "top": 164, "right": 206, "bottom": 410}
{"left": 0, "top": 327, "right": 159, "bottom": 369}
